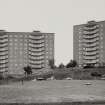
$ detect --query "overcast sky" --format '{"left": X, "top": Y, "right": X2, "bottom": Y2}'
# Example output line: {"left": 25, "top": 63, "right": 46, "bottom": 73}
{"left": 0, "top": 0, "right": 105, "bottom": 65}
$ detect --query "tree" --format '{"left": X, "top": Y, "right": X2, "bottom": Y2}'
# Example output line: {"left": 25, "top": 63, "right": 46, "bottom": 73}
{"left": 49, "top": 59, "right": 55, "bottom": 69}
{"left": 23, "top": 66, "right": 32, "bottom": 76}
{"left": 83, "top": 64, "right": 95, "bottom": 69}
{"left": 58, "top": 63, "right": 65, "bottom": 69}
{"left": 66, "top": 60, "right": 77, "bottom": 68}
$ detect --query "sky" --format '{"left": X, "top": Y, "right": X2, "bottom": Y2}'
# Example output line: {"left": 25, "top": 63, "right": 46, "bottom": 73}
{"left": 0, "top": 0, "right": 105, "bottom": 66}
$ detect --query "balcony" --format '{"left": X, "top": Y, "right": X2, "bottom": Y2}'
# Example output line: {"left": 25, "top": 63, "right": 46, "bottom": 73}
{"left": 83, "top": 59, "right": 98, "bottom": 64}
{"left": 0, "top": 48, "right": 8, "bottom": 52}
{"left": 83, "top": 43, "right": 98, "bottom": 47}
{"left": 29, "top": 54, "right": 45, "bottom": 58}
{"left": 0, "top": 44, "right": 8, "bottom": 48}
{"left": 83, "top": 33, "right": 99, "bottom": 39}
{"left": 83, "top": 47, "right": 99, "bottom": 52}
{"left": 29, "top": 47, "right": 45, "bottom": 52}
{"left": 29, "top": 36, "right": 45, "bottom": 41}
{"left": 28, "top": 49, "right": 45, "bottom": 53}
{"left": 83, "top": 56, "right": 97, "bottom": 60}
{"left": 0, "top": 52, "right": 8, "bottom": 56}
{"left": 83, "top": 38, "right": 99, "bottom": 43}
{"left": 83, "top": 29, "right": 99, "bottom": 35}
{"left": 29, "top": 60, "right": 44, "bottom": 64}
{"left": 83, "top": 51, "right": 98, "bottom": 55}
{"left": 29, "top": 52, "right": 44, "bottom": 56}
{"left": 83, "top": 25, "right": 99, "bottom": 31}
{"left": 0, "top": 35, "right": 8, "bottom": 38}
{"left": 0, "top": 39, "right": 8, "bottom": 43}
{"left": 85, "top": 22, "right": 97, "bottom": 27}
{"left": 28, "top": 40, "right": 45, "bottom": 44}
{"left": 0, "top": 56, "right": 8, "bottom": 60}
{"left": 0, "top": 60, "right": 8, "bottom": 64}
{"left": 29, "top": 43, "right": 44, "bottom": 48}
{"left": 29, "top": 35, "right": 44, "bottom": 39}
{"left": 29, "top": 41, "right": 45, "bottom": 45}
{"left": 29, "top": 56, "right": 44, "bottom": 60}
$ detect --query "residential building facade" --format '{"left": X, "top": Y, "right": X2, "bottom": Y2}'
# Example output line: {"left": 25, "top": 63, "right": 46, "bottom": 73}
{"left": 0, "top": 30, "right": 54, "bottom": 74}
{"left": 73, "top": 20, "right": 105, "bottom": 67}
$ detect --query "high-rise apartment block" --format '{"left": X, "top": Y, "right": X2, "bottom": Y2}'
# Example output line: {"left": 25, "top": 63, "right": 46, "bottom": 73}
{"left": 73, "top": 20, "right": 105, "bottom": 67}
{"left": 0, "top": 30, "right": 54, "bottom": 74}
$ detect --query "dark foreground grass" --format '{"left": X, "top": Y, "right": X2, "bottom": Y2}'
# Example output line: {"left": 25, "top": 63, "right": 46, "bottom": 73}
{"left": 0, "top": 101, "right": 105, "bottom": 105}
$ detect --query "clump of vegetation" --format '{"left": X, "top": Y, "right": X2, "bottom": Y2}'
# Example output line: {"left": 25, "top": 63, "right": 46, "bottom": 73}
{"left": 66, "top": 60, "right": 77, "bottom": 68}
{"left": 23, "top": 65, "right": 32, "bottom": 76}
{"left": 58, "top": 63, "right": 65, "bottom": 69}
{"left": 91, "top": 72, "right": 102, "bottom": 77}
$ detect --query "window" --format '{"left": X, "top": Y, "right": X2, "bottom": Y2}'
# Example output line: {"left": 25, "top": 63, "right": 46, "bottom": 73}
{"left": 20, "top": 35, "right": 23, "bottom": 37}
{"left": 20, "top": 39, "right": 23, "bottom": 41}
{"left": 9, "top": 35, "right": 13, "bottom": 37}
{"left": 14, "top": 35, "right": 18, "bottom": 37}
{"left": 24, "top": 35, "right": 27, "bottom": 38}
{"left": 9, "top": 43, "right": 13, "bottom": 45}
{"left": 9, "top": 39, "right": 13, "bottom": 42}
{"left": 101, "top": 24, "right": 103, "bottom": 27}
{"left": 20, "top": 51, "right": 23, "bottom": 55}
{"left": 20, "top": 43, "right": 23, "bottom": 46}
{"left": 14, "top": 39, "right": 18, "bottom": 41}
{"left": 15, "top": 64, "right": 18, "bottom": 66}
{"left": 14, "top": 43, "right": 17, "bottom": 46}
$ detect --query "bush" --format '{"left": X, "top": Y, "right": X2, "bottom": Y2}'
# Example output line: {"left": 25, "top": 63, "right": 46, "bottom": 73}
{"left": 91, "top": 72, "right": 102, "bottom": 77}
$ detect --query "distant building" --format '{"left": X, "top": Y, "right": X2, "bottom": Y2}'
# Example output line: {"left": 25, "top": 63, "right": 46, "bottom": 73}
{"left": 0, "top": 30, "right": 54, "bottom": 74}
{"left": 73, "top": 20, "right": 105, "bottom": 67}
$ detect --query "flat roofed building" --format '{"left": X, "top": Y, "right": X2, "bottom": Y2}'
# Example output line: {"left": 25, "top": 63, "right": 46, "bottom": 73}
{"left": 73, "top": 20, "right": 105, "bottom": 67}
{"left": 0, "top": 30, "right": 54, "bottom": 74}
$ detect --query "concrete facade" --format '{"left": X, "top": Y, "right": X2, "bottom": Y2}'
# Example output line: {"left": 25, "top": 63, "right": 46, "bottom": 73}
{"left": 73, "top": 20, "right": 105, "bottom": 67}
{"left": 0, "top": 30, "right": 54, "bottom": 74}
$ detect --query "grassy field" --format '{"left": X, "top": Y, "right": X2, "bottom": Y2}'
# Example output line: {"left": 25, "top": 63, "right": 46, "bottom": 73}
{"left": 0, "top": 80, "right": 105, "bottom": 103}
